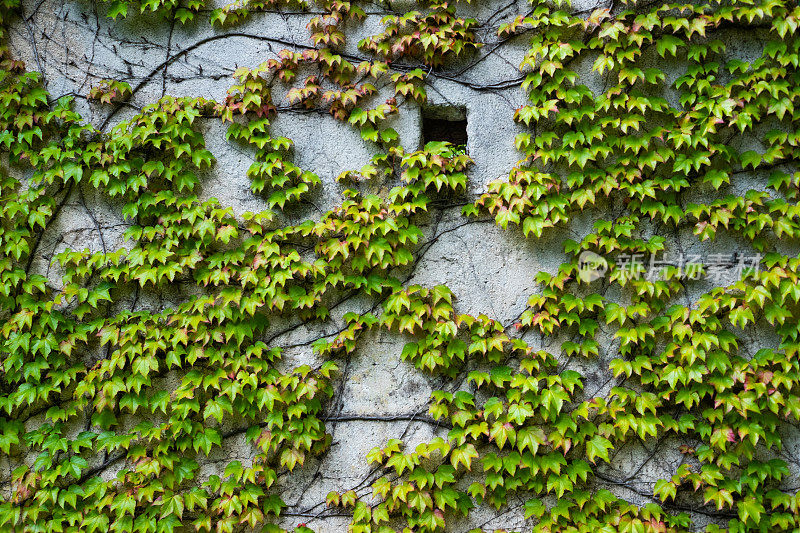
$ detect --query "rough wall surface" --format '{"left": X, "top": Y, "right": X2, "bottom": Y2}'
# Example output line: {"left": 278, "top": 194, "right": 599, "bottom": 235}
{"left": 2, "top": 0, "right": 800, "bottom": 532}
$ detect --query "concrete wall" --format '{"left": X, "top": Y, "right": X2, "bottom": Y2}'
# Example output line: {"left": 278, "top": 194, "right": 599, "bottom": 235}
{"left": 5, "top": 1, "right": 798, "bottom": 531}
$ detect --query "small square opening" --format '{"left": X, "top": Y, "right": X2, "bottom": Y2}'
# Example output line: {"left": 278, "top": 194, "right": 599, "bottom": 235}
{"left": 422, "top": 106, "right": 467, "bottom": 149}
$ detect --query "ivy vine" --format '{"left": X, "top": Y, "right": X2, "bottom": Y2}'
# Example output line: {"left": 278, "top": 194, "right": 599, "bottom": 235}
{"left": 2, "top": 0, "right": 800, "bottom": 531}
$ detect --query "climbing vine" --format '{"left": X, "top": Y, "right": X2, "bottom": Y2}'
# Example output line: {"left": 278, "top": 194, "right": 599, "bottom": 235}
{"left": 2, "top": 0, "right": 800, "bottom": 531}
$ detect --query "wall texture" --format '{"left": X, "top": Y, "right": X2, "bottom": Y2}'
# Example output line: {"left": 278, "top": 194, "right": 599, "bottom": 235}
{"left": 2, "top": 0, "right": 800, "bottom": 532}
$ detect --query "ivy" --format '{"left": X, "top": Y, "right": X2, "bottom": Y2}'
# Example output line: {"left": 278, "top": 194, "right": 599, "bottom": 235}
{"left": 2, "top": 0, "right": 800, "bottom": 531}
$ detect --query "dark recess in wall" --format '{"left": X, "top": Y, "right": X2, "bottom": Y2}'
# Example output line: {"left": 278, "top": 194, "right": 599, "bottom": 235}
{"left": 422, "top": 107, "right": 467, "bottom": 148}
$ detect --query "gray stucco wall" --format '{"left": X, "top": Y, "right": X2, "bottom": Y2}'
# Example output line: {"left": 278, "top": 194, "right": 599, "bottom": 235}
{"left": 4, "top": 1, "right": 799, "bottom": 531}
